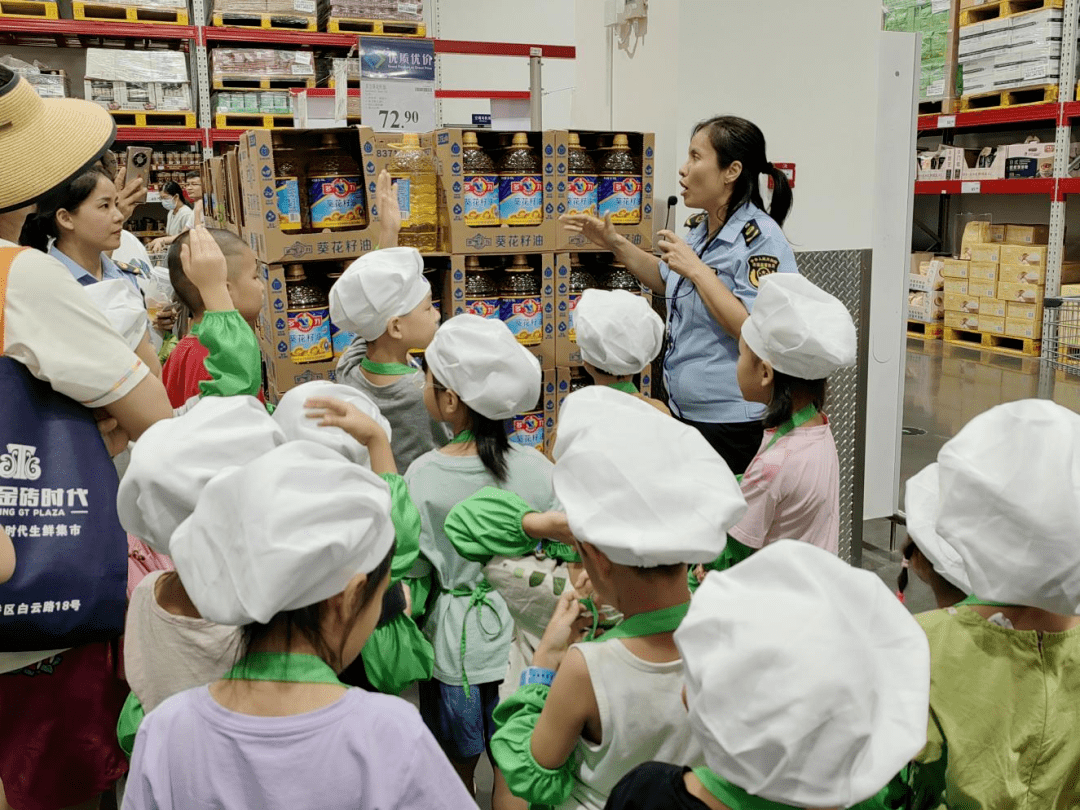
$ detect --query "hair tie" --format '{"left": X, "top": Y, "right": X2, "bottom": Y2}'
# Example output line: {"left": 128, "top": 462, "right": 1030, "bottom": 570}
{"left": 900, "top": 558, "right": 910, "bottom": 569}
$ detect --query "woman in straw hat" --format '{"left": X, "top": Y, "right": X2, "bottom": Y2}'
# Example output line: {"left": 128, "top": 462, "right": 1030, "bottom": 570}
{"left": 0, "top": 65, "right": 173, "bottom": 810}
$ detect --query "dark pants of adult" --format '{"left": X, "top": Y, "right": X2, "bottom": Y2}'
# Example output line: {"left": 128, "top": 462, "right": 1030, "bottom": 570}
{"left": 678, "top": 417, "right": 764, "bottom": 476}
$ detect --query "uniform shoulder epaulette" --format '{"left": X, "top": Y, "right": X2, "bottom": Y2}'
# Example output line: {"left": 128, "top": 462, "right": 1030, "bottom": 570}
{"left": 742, "top": 220, "right": 762, "bottom": 248}
{"left": 684, "top": 212, "right": 707, "bottom": 230}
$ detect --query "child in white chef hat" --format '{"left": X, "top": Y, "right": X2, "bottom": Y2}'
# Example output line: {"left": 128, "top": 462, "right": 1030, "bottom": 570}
{"left": 606, "top": 541, "right": 930, "bottom": 810}
{"left": 698, "top": 273, "right": 856, "bottom": 577}
{"left": 896, "top": 464, "right": 970, "bottom": 609}
{"left": 893, "top": 400, "right": 1080, "bottom": 809}
{"left": 123, "top": 441, "right": 478, "bottom": 810}
{"left": 490, "top": 386, "right": 748, "bottom": 810}
{"left": 406, "top": 313, "right": 557, "bottom": 800}
{"left": 331, "top": 247, "right": 449, "bottom": 473}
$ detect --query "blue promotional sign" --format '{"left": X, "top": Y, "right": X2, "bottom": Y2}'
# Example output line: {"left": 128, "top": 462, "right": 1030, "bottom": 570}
{"left": 360, "top": 36, "right": 436, "bottom": 132}
{"left": 360, "top": 37, "right": 436, "bottom": 82}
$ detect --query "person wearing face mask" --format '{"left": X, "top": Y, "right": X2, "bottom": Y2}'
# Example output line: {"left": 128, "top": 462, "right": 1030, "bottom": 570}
{"left": 561, "top": 116, "right": 797, "bottom": 475}
{"left": 148, "top": 181, "right": 194, "bottom": 254}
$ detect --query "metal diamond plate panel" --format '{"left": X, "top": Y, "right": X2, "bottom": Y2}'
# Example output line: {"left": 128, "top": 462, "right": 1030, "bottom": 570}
{"left": 795, "top": 249, "right": 872, "bottom": 565}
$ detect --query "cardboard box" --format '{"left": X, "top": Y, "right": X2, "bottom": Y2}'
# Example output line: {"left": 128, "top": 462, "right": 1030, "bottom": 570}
{"left": 909, "top": 290, "right": 944, "bottom": 323}
{"left": 917, "top": 145, "right": 967, "bottom": 182}
{"left": 84, "top": 79, "right": 125, "bottom": 110}
{"left": 1000, "top": 244, "right": 1047, "bottom": 267}
{"left": 997, "top": 281, "right": 1042, "bottom": 303}
{"left": 988, "top": 224, "right": 1006, "bottom": 243}
{"left": 960, "top": 243, "right": 1000, "bottom": 262}
{"left": 909, "top": 254, "right": 944, "bottom": 292}
{"left": 1005, "top": 141, "right": 1069, "bottom": 179}
{"left": 967, "top": 278, "right": 997, "bottom": 298}
{"left": 961, "top": 220, "right": 991, "bottom": 246}
{"left": 944, "top": 278, "right": 969, "bottom": 294}
{"left": 999, "top": 263, "right": 1045, "bottom": 285}
{"left": 979, "top": 314, "right": 1006, "bottom": 335}
{"left": 967, "top": 260, "right": 998, "bottom": 281}
{"left": 238, "top": 126, "right": 379, "bottom": 264}
{"left": 961, "top": 146, "right": 1008, "bottom": 181}
{"left": 1004, "top": 224, "right": 1050, "bottom": 245}
{"left": 155, "top": 82, "right": 193, "bottom": 112}
{"left": 942, "top": 258, "right": 970, "bottom": 278}
{"left": 980, "top": 297, "right": 1007, "bottom": 318}
{"left": 1007, "top": 301, "right": 1042, "bottom": 321}
{"left": 946, "top": 311, "right": 980, "bottom": 330}
{"left": 1005, "top": 317, "right": 1042, "bottom": 339}
{"left": 433, "top": 128, "right": 558, "bottom": 255}
{"left": 944, "top": 292, "right": 980, "bottom": 313}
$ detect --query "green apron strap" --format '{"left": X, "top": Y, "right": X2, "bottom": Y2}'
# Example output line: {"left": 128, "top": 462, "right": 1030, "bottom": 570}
{"left": 763, "top": 403, "right": 819, "bottom": 453}
{"left": 222, "top": 652, "right": 343, "bottom": 685}
{"left": 442, "top": 580, "right": 505, "bottom": 697}
{"left": 955, "top": 594, "right": 1015, "bottom": 608}
{"left": 361, "top": 357, "right": 419, "bottom": 376}
{"left": 693, "top": 768, "right": 802, "bottom": 810}
{"left": 448, "top": 429, "right": 475, "bottom": 445}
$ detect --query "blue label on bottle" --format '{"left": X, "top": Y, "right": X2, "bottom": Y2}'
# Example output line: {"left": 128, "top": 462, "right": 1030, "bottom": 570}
{"left": 288, "top": 307, "right": 332, "bottom": 364}
{"left": 499, "top": 174, "right": 543, "bottom": 225}
{"left": 566, "top": 174, "right": 598, "bottom": 217}
{"left": 276, "top": 176, "right": 301, "bottom": 231}
{"left": 509, "top": 410, "right": 544, "bottom": 452}
{"left": 329, "top": 319, "right": 358, "bottom": 358}
{"left": 568, "top": 292, "right": 582, "bottom": 343}
{"left": 395, "top": 177, "right": 412, "bottom": 222}
{"left": 463, "top": 173, "right": 499, "bottom": 226}
{"left": 466, "top": 296, "right": 501, "bottom": 320}
{"left": 598, "top": 175, "right": 642, "bottom": 224}
{"left": 500, "top": 296, "right": 543, "bottom": 346}
{"left": 309, "top": 174, "right": 365, "bottom": 229}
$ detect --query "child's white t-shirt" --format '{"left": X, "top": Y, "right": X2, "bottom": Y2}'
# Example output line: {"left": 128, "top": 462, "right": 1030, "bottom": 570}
{"left": 728, "top": 417, "right": 841, "bottom": 554}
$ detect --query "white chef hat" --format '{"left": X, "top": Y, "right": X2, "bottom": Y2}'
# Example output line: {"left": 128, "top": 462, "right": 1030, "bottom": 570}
{"left": 426, "top": 314, "right": 542, "bottom": 420}
{"left": 678, "top": 541, "right": 930, "bottom": 807}
{"left": 740, "top": 273, "right": 856, "bottom": 380}
{"left": 170, "top": 441, "right": 395, "bottom": 626}
{"left": 82, "top": 278, "right": 149, "bottom": 351}
{"left": 903, "top": 463, "right": 972, "bottom": 594}
{"left": 935, "top": 399, "right": 1080, "bottom": 614}
{"left": 272, "top": 380, "right": 392, "bottom": 468}
{"left": 117, "top": 397, "right": 285, "bottom": 553}
{"left": 551, "top": 386, "right": 746, "bottom": 566}
{"left": 574, "top": 289, "right": 663, "bottom": 376}
{"left": 329, "top": 247, "right": 431, "bottom": 341}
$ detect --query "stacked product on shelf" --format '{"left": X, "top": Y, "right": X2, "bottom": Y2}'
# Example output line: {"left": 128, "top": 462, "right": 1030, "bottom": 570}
{"left": 0, "top": 56, "right": 69, "bottom": 99}
{"left": 210, "top": 48, "right": 316, "bottom": 88}
{"left": 211, "top": 0, "right": 318, "bottom": 27}
{"left": 883, "top": 0, "right": 957, "bottom": 109}
{"left": 84, "top": 48, "right": 192, "bottom": 113}
{"left": 326, "top": 57, "right": 361, "bottom": 86}
{"left": 63, "top": 0, "right": 190, "bottom": 23}
{"left": 323, "top": 0, "right": 423, "bottom": 24}
{"left": 916, "top": 137, "right": 1080, "bottom": 182}
{"left": 908, "top": 253, "right": 945, "bottom": 335}
{"left": 213, "top": 90, "right": 292, "bottom": 116}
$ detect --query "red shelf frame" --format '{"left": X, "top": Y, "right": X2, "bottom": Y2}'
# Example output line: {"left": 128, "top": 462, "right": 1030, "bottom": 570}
{"left": 294, "top": 87, "right": 530, "bottom": 100}
{"left": 917, "top": 103, "right": 1063, "bottom": 132}
{"left": 115, "top": 127, "right": 208, "bottom": 144}
{"left": 914, "top": 178, "right": 1057, "bottom": 196}
{"left": 0, "top": 17, "right": 196, "bottom": 44}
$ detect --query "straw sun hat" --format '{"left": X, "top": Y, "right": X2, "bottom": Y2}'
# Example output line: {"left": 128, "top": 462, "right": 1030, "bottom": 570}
{"left": 0, "top": 66, "right": 116, "bottom": 214}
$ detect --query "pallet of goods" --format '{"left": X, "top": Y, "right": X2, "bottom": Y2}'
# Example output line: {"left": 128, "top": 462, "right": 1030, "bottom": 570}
{"left": 323, "top": 0, "right": 425, "bottom": 36}
{"left": 884, "top": 0, "right": 959, "bottom": 115}
{"left": 210, "top": 48, "right": 316, "bottom": 91}
{"left": 909, "top": 253, "right": 945, "bottom": 339}
{"left": 0, "top": 0, "right": 58, "bottom": 19}
{"left": 1, "top": 57, "right": 69, "bottom": 99}
{"left": 63, "top": 0, "right": 189, "bottom": 25}
{"left": 210, "top": 0, "right": 317, "bottom": 31}
{"left": 84, "top": 49, "right": 194, "bottom": 122}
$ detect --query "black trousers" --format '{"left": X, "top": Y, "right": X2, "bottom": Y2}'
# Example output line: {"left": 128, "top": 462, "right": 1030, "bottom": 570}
{"left": 677, "top": 416, "right": 764, "bottom": 476}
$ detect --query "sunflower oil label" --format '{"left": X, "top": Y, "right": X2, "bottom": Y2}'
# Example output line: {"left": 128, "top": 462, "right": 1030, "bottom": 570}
{"left": 276, "top": 176, "right": 302, "bottom": 232}
{"left": 501, "top": 296, "right": 543, "bottom": 346}
{"left": 329, "top": 319, "right": 357, "bottom": 359}
{"left": 463, "top": 174, "right": 499, "bottom": 226}
{"left": 288, "top": 307, "right": 332, "bottom": 363}
{"left": 499, "top": 174, "right": 543, "bottom": 225}
{"left": 395, "top": 177, "right": 412, "bottom": 223}
{"left": 568, "top": 292, "right": 582, "bottom": 343}
{"left": 566, "top": 174, "right": 598, "bottom": 217}
{"left": 509, "top": 410, "right": 544, "bottom": 452}
{"left": 309, "top": 174, "right": 365, "bottom": 229}
{"left": 466, "top": 296, "right": 501, "bottom": 320}
{"left": 598, "top": 174, "right": 642, "bottom": 224}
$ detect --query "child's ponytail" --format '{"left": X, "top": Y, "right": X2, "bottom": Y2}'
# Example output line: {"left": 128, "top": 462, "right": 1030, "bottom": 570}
{"left": 471, "top": 409, "right": 510, "bottom": 483}
{"left": 762, "top": 372, "right": 827, "bottom": 430}
{"left": 897, "top": 540, "right": 917, "bottom": 599}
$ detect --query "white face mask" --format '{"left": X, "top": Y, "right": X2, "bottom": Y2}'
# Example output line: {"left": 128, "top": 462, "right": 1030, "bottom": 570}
{"left": 162, "top": 197, "right": 176, "bottom": 212}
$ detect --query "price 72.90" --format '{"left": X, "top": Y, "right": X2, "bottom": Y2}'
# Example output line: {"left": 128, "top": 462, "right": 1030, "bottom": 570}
{"left": 378, "top": 109, "right": 420, "bottom": 129}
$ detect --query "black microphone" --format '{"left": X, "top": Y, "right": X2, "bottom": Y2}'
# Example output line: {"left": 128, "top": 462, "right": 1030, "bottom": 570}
{"left": 664, "top": 195, "right": 678, "bottom": 232}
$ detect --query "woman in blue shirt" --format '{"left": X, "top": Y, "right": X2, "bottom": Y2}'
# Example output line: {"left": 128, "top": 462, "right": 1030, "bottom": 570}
{"left": 562, "top": 115, "right": 797, "bottom": 473}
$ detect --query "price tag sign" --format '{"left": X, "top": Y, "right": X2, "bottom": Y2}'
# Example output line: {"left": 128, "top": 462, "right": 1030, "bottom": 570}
{"left": 937, "top": 115, "right": 956, "bottom": 129}
{"left": 961, "top": 181, "right": 982, "bottom": 194}
{"left": 360, "top": 36, "right": 436, "bottom": 133}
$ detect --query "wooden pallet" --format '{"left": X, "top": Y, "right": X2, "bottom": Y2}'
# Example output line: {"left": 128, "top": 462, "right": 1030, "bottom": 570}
{"left": 107, "top": 109, "right": 197, "bottom": 128}
{"left": 908, "top": 320, "right": 944, "bottom": 340}
{"left": 959, "top": 83, "right": 1058, "bottom": 113}
{"left": 214, "top": 112, "right": 294, "bottom": 130}
{"left": 918, "top": 96, "right": 958, "bottom": 116}
{"left": 960, "top": 0, "right": 1064, "bottom": 25}
{"left": 326, "top": 76, "right": 360, "bottom": 89}
{"left": 211, "top": 10, "right": 316, "bottom": 30}
{"left": 212, "top": 76, "right": 316, "bottom": 91}
{"left": 325, "top": 16, "right": 426, "bottom": 36}
{"left": 72, "top": 1, "right": 188, "bottom": 24}
{"left": 0, "top": 0, "right": 57, "bottom": 18}
{"left": 944, "top": 326, "right": 1041, "bottom": 357}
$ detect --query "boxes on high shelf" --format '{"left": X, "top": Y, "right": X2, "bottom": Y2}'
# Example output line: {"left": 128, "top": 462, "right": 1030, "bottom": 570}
{"left": 944, "top": 292, "right": 979, "bottom": 313}
{"left": 917, "top": 146, "right": 968, "bottom": 182}
{"left": 1005, "top": 140, "right": 1071, "bottom": 179}
{"left": 961, "top": 146, "right": 1008, "bottom": 181}
{"left": 942, "top": 258, "right": 970, "bottom": 278}
{"left": 946, "top": 311, "right": 980, "bottom": 330}
{"left": 1003, "top": 224, "right": 1049, "bottom": 245}
{"left": 909, "top": 253, "right": 944, "bottom": 292}
{"left": 997, "top": 281, "right": 1042, "bottom": 303}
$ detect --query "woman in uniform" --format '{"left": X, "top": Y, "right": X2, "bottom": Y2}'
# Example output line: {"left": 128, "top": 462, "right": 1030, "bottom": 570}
{"left": 562, "top": 115, "right": 796, "bottom": 474}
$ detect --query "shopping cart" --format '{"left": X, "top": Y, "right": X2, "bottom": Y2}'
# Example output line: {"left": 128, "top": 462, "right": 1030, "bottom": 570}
{"left": 1041, "top": 297, "right": 1080, "bottom": 377}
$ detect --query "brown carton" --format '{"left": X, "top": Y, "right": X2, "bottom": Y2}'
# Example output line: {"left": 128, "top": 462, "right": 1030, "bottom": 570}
{"left": 997, "top": 281, "right": 1041, "bottom": 304}
{"left": 944, "top": 292, "right": 979, "bottom": 313}
{"left": 979, "top": 315, "right": 1005, "bottom": 335}
{"left": 980, "top": 297, "right": 1006, "bottom": 318}
{"left": 1007, "top": 302, "right": 1043, "bottom": 321}
{"left": 1005, "top": 317, "right": 1042, "bottom": 339}
{"left": 1004, "top": 224, "right": 1050, "bottom": 245}
{"left": 967, "top": 261, "right": 998, "bottom": 282}
{"left": 999, "top": 263, "right": 1045, "bottom": 285}
{"left": 960, "top": 244, "right": 1001, "bottom": 262}
{"left": 945, "top": 311, "right": 979, "bottom": 330}
{"left": 967, "top": 279, "right": 997, "bottom": 298}
{"left": 1000, "top": 244, "right": 1047, "bottom": 268}
{"left": 942, "top": 259, "right": 969, "bottom": 278}
{"left": 943, "top": 278, "right": 969, "bottom": 294}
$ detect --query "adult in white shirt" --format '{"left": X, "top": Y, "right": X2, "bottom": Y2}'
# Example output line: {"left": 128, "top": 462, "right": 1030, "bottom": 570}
{"left": 148, "top": 180, "right": 194, "bottom": 253}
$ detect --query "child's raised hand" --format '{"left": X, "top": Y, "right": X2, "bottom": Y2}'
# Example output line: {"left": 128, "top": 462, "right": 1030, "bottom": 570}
{"left": 305, "top": 396, "right": 389, "bottom": 447}
{"left": 532, "top": 588, "right": 592, "bottom": 672}
{"left": 375, "top": 169, "right": 402, "bottom": 247}
{"left": 521, "top": 510, "right": 576, "bottom": 546}
{"left": 180, "top": 227, "right": 231, "bottom": 311}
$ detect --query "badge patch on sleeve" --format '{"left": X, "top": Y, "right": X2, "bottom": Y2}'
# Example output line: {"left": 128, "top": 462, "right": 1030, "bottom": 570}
{"left": 748, "top": 255, "right": 780, "bottom": 287}
{"left": 685, "top": 212, "right": 707, "bottom": 230}
{"left": 742, "top": 220, "right": 762, "bottom": 247}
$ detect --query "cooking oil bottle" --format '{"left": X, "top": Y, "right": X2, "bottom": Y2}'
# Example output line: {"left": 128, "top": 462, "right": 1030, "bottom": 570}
{"left": 326, "top": 265, "right": 358, "bottom": 359}
{"left": 388, "top": 133, "right": 438, "bottom": 252}
{"left": 598, "top": 133, "right": 642, "bottom": 225}
{"left": 465, "top": 255, "right": 500, "bottom": 319}
{"left": 499, "top": 132, "right": 543, "bottom": 227}
{"left": 569, "top": 367, "right": 591, "bottom": 392}
{"left": 568, "top": 252, "right": 599, "bottom": 343}
{"left": 273, "top": 132, "right": 307, "bottom": 233}
{"left": 509, "top": 390, "right": 545, "bottom": 453}
{"left": 602, "top": 260, "right": 641, "bottom": 295}
{"left": 286, "top": 263, "right": 332, "bottom": 364}
{"left": 462, "top": 131, "right": 499, "bottom": 227}
{"left": 566, "top": 132, "right": 598, "bottom": 218}
{"left": 499, "top": 254, "right": 542, "bottom": 347}
{"left": 306, "top": 132, "right": 367, "bottom": 232}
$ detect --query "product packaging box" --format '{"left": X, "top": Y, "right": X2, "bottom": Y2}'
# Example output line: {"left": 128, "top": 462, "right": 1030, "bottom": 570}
{"left": 155, "top": 82, "right": 193, "bottom": 111}
{"left": 988, "top": 224, "right": 1006, "bottom": 242}
{"left": 999, "top": 263, "right": 1045, "bottom": 285}
{"left": 1005, "top": 140, "right": 1060, "bottom": 178}
{"left": 909, "top": 290, "right": 945, "bottom": 323}
{"left": 967, "top": 260, "right": 998, "bottom": 281}
{"left": 909, "top": 255, "right": 945, "bottom": 292}
{"left": 944, "top": 278, "right": 969, "bottom": 294}
{"left": 1000, "top": 243, "right": 1047, "bottom": 266}
{"left": 942, "top": 258, "right": 970, "bottom": 278}
{"left": 1004, "top": 224, "right": 1049, "bottom": 245}
{"left": 961, "top": 146, "right": 1008, "bottom": 181}
{"left": 917, "top": 145, "right": 968, "bottom": 182}
{"left": 980, "top": 297, "right": 1007, "bottom": 318}
{"left": 997, "top": 281, "right": 1042, "bottom": 303}
{"left": 1007, "top": 301, "right": 1043, "bottom": 321}
{"left": 944, "top": 292, "right": 980, "bottom": 313}
{"left": 960, "top": 243, "right": 1000, "bottom": 262}
{"left": 979, "top": 314, "right": 1006, "bottom": 335}
{"left": 967, "top": 278, "right": 998, "bottom": 298}
{"left": 961, "top": 220, "right": 992, "bottom": 246}
{"left": 1005, "top": 317, "right": 1042, "bottom": 339}
{"left": 946, "top": 311, "right": 980, "bottom": 330}
{"left": 84, "top": 79, "right": 125, "bottom": 110}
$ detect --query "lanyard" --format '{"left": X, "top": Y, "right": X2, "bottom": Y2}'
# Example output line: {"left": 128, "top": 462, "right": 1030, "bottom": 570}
{"left": 591, "top": 601, "right": 689, "bottom": 643}
{"left": 606, "top": 381, "right": 638, "bottom": 395}
{"left": 763, "top": 403, "right": 818, "bottom": 452}
{"left": 449, "top": 429, "right": 475, "bottom": 445}
{"left": 441, "top": 580, "right": 504, "bottom": 697}
{"left": 361, "top": 357, "right": 419, "bottom": 376}
{"left": 956, "top": 594, "right": 1015, "bottom": 608}
{"left": 222, "top": 652, "right": 343, "bottom": 686}
{"left": 535, "top": 540, "right": 580, "bottom": 563}
{"left": 693, "top": 768, "right": 800, "bottom": 810}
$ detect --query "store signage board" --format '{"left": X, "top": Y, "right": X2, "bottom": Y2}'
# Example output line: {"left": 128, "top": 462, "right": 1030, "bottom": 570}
{"left": 360, "top": 36, "right": 436, "bottom": 132}
{"left": 937, "top": 115, "right": 956, "bottom": 128}
{"left": 961, "top": 180, "right": 981, "bottom": 194}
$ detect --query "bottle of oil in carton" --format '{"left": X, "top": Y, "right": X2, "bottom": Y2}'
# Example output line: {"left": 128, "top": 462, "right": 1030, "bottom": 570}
{"left": 566, "top": 133, "right": 598, "bottom": 218}
{"left": 389, "top": 133, "right": 438, "bottom": 252}
{"left": 602, "top": 260, "right": 641, "bottom": 295}
{"left": 598, "top": 133, "right": 642, "bottom": 225}
{"left": 286, "top": 264, "right": 332, "bottom": 364}
{"left": 462, "top": 131, "right": 499, "bottom": 227}
{"left": 499, "top": 133, "right": 543, "bottom": 227}
{"left": 568, "top": 252, "right": 599, "bottom": 344}
{"left": 273, "top": 132, "right": 307, "bottom": 233}
{"left": 464, "top": 255, "right": 500, "bottom": 320}
{"left": 569, "top": 368, "right": 591, "bottom": 392}
{"left": 307, "top": 133, "right": 368, "bottom": 232}
{"left": 500, "top": 254, "right": 542, "bottom": 347}
{"left": 326, "top": 266, "right": 358, "bottom": 360}
{"left": 509, "top": 391, "right": 545, "bottom": 453}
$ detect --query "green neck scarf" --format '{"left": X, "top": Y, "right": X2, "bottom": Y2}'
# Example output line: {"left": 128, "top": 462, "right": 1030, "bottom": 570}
{"left": 592, "top": 601, "right": 689, "bottom": 643}
{"left": 693, "top": 768, "right": 802, "bottom": 810}
{"left": 222, "top": 652, "right": 343, "bottom": 686}
{"left": 765, "top": 403, "right": 819, "bottom": 451}
{"left": 606, "top": 381, "right": 638, "bottom": 395}
{"left": 361, "top": 357, "right": 418, "bottom": 376}
{"left": 449, "top": 429, "right": 475, "bottom": 445}
{"left": 956, "top": 594, "right": 1016, "bottom": 608}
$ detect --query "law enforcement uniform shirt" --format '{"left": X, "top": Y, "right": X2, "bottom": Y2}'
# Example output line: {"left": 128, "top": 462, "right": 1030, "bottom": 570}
{"left": 49, "top": 245, "right": 144, "bottom": 292}
{"left": 659, "top": 201, "right": 798, "bottom": 424}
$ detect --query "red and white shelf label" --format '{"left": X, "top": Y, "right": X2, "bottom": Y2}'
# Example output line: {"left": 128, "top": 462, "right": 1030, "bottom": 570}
{"left": 961, "top": 181, "right": 981, "bottom": 194}
{"left": 936, "top": 115, "right": 956, "bottom": 129}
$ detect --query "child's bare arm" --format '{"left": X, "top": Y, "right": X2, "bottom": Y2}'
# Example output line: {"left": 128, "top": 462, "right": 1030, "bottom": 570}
{"left": 530, "top": 647, "right": 597, "bottom": 769}
{"left": 376, "top": 170, "right": 402, "bottom": 248}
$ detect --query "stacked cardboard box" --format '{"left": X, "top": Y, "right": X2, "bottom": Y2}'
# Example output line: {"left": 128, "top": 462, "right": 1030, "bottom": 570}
{"left": 959, "top": 7, "right": 1066, "bottom": 96}
{"left": 210, "top": 49, "right": 315, "bottom": 83}
{"left": 83, "top": 49, "right": 192, "bottom": 112}
{"left": 909, "top": 252, "right": 945, "bottom": 323}
{"left": 884, "top": 0, "right": 957, "bottom": 101}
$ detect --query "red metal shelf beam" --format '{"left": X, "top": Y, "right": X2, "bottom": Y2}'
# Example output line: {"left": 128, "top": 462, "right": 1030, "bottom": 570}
{"left": 201, "top": 26, "right": 356, "bottom": 47}
{"left": 115, "top": 127, "right": 208, "bottom": 145}
{"left": 296, "top": 88, "right": 530, "bottom": 99}
{"left": 917, "top": 103, "right": 1063, "bottom": 132}
{"left": 914, "top": 178, "right": 1057, "bottom": 197}
{"left": 432, "top": 39, "right": 575, "bottom": 58}
{"left": 0, "top": 17, "right": 196, "bottom": 45}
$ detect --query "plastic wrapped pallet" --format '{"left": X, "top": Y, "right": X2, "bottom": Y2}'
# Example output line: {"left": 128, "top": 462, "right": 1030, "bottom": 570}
{"left": 326, "top": 0, "right": 423, "bottom": 21}
{"left": 211, "top": 48, "right": 315, "bottom": 79}
{"left": 82, "top": 0, "right": 187, "bottom": 7}
{"left": 0, "top": 56, "right": 70, "bottom": 99}
{"left": 958, "top": 7, "right": 1069, "bottom": 96}
{"left": 212, "top": 0, "right": 318, "bottom": 18}
{"left": 86, "top": 49, "right": 189, "bottom": 83}
{"left": 882, "top": 0, "right": 956, "bottom": 101}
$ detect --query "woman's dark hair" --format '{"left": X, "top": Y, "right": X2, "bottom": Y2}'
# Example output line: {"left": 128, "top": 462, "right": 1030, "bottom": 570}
{"left": 763, "top": 371, "right": 826, "bottom": 429}
{"left": 238, "top": 541, "right": 395, "bottom": 672}
{"left": 20, "top": 170, "right": 107, "bottom": 252}
{"left": 693, "top": 116, "right": 792, "bottom": 228}
{"left": 163, "top": 180, "right": 184, "bottom": 199}
{"left": 897, "top": 539, "right": 917, "bottom": 597}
